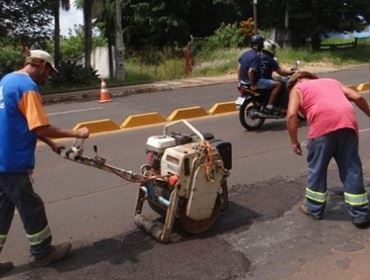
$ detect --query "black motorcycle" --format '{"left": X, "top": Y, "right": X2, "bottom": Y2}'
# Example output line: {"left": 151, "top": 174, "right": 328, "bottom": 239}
{"left": 235, "top": 62, "right": 304, "bottom": 130}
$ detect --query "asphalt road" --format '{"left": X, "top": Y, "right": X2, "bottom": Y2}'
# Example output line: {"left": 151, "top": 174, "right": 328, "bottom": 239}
{"left": 2, "top": 64, "right": 370, "bottom": 280}
{"left": 45, "top": 64, "right": 369, "bottom": 129}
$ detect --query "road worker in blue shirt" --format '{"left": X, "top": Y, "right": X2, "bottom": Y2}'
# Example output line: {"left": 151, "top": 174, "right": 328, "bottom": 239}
{"left": 0, "top": 50, "right": 89, "bottom": 276}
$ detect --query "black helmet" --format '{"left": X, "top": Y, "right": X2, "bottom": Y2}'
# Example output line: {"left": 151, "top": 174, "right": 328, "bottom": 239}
{"left": 250, "top": 34, "right": 265, "bottom": 51}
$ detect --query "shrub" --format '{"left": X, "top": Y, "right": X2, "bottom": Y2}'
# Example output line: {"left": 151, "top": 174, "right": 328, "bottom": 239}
{"left": 201, "top": 22, "right": 244, "bottom": 52}
{"left": 0, "top": 47, "right": 25, "bottom": 77}
{"left": 49, "top": 60, "right": 100, "bottom": 87}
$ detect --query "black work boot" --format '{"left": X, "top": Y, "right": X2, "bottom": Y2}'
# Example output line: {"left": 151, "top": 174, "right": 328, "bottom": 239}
{"left": 0, "top": 261, "right": 14, "bottom": 276}
{"left": 299, "top": 203, "right": 323, "bottom": 220}
{"left": 32, "top": 242, "right": 72, "bottom": 267}
{"left": 352, "top": 215, "right": 369, "bottom": 229}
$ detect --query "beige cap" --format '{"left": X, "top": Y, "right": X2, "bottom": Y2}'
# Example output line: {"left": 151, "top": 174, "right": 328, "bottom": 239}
{"left": 27, "top": 50, "right": 58, "bottom": 73}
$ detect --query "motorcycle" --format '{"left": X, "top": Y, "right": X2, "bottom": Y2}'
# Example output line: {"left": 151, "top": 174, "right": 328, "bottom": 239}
{"left": 235, "top": 61, "right": 304, "bottom": 130}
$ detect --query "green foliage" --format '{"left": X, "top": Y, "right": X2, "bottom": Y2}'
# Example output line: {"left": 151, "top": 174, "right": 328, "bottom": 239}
{"left": 258, "top": 0, "right": 370, "bottom": 49}
{"left": 122, "top": 0, "right": 190, "bottom": 48}
{"left": 120, "top": 0, "right": 250, "bottom": 49}
{"left": 49, "top": 61, "right": 100, "bottom": 87}
{"left": 200, "top": 23, "right": 245, "bottom": 53}
{"left": 53, "top": 26, "right": 107, "bottom": 62}
{"left": 0, "top": 0, "right": 53, "bottom": 47}
{"left": 0, "top": 47, "right": 25, "bottom": 77}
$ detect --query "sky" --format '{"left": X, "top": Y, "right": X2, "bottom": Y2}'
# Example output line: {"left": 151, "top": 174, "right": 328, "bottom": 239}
{"left": 59, "top": 0, "right": 83, "bottom": 36}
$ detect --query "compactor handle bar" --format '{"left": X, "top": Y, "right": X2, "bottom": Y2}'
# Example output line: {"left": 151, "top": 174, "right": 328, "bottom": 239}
{"left": 58, "top": 139, "right": 159, "bottom": 183}
{"left": 163, "top": 120, "right": 204, "bottom": 141}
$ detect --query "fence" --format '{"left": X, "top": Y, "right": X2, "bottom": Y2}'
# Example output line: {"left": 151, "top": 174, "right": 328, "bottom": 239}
{"left": 320, "top": 38, "right": 358, "bottom": 50}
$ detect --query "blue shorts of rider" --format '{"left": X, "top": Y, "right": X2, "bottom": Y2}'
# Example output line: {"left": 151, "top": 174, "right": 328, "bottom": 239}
{"left": 256, "top": 78, "right": 276, "bottom": 90}
{"left": 305, "top": 128, "right": 369, "bottom": 218}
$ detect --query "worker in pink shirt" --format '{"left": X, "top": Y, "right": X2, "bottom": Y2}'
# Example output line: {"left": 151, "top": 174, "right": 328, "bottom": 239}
{"left": 286, "top": 71, "right": 370, "bottom": 228}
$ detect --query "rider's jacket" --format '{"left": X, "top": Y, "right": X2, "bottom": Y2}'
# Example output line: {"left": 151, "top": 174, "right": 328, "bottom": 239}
{"left": 238, "top": 49, "right": 260, "bottom": 85}
{"left": 0, "top": 72, "right": 49, "bottom": 172}
{"left": 259, "top": 52, "right": 279, "bottom": 80}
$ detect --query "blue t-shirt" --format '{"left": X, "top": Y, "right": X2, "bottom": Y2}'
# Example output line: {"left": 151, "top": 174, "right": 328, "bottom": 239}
{"left": 259, "top": 52, "right": 279, "bottom": 79}
{"left": 238, "top": 49, "right": 260, "bottom": 84}
{"left": 0, "top": 72, "right": 42, "bottom": 172}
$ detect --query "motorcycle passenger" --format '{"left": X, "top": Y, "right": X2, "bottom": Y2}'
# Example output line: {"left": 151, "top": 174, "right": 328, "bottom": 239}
{"left": 260, "top": 39, "right": 296, "bottom": 112}
{"left": 237, "top": 35, "right": 281, "bottom": 115}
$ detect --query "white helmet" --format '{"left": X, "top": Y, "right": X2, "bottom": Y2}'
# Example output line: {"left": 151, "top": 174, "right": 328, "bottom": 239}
{"left": 263, "top": 39, "right": 279, "bottom": 56}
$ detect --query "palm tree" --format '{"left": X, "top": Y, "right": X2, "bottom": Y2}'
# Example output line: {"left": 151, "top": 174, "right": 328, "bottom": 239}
{"left": 51, "top": 0, "right": 70, "bottom": 67}
{"left": 83, "top": 0, "right": 93, "bottom": 68}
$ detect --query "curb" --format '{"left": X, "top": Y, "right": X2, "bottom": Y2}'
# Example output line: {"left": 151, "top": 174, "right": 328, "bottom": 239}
{"left": 42, "top": 74, "right": 237, "bottom": 105}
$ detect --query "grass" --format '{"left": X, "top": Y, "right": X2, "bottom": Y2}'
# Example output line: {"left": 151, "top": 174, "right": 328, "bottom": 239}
{"left": 43, "top": 38, "right": 370, "bottom": 94}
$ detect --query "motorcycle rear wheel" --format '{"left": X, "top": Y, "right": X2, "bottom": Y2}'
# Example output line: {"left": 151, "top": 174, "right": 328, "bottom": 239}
{"left": 239, "top": 99, "right": 265, "bottom": 130}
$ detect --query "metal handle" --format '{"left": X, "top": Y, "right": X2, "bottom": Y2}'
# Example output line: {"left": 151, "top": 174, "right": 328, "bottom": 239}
{"left": 163, "top": 120, "right": 204, "bottom": 141}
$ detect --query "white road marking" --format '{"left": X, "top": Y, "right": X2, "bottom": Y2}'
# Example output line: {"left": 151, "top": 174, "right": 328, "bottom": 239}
{"left": 47, "top": 106, "right": 103, "bottom": 116}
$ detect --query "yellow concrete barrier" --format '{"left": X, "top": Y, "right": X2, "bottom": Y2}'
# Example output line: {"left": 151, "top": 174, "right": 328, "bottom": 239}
{"left": 209, "top": 101, "right": 237, "bottom": 115}
{"left": 167, "top": 106, "right": 209, "bottom": 121}
{"left": 120, "top": 112, "right": 166, "bottom": 128}
{"left": 357, "top": 83, "right": 370, "bottom": 93}
{"left": 73, "top": 119, "right": 120, "bottom": 134}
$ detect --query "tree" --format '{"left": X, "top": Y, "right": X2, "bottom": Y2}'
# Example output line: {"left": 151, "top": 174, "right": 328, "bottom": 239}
{"left": 0, "top": 0, "right": 53, "bottom": 49}
{"left": 50, "top": 0, "right": 71, "bottom": 67}
{"left": 83, "top": 0, "right": 94, "bottom": 68}
{"left": 120, "top": 0, "right": 250, "bottom": 50}
{"left": 114, "top": 0, "right": 125, "bottom": 80}
{"left": 259, "top": 0, "right": 370, "bottom": 50}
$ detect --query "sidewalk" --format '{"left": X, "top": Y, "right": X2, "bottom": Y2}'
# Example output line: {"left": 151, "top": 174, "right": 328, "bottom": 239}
{"left": 42, "top": 74, "right": 237, "bottom": 104}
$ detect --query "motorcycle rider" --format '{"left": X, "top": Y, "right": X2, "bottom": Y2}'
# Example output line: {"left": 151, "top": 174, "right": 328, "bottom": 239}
{"left": 237, "top": 35, "right": 281, "bottom": 115}
{"left": 260, "top": 39, "right": 297, "bottom": 112}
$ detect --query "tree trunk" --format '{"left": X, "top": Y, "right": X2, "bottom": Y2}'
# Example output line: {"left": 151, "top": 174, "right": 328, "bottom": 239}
{"left": 108, "top": 36, "right": 114, "bottom": 79}
{"left": 54, "top": 1, "right": 61, "bottom": 67}
{"left": 311, "top": 33, "right": 321, "bottom": 51}
{"left": 114, "top": 0, "right": 125, "bottom": 80}
{"left": 83, "top": 0, "right": 93, "bottom": 69}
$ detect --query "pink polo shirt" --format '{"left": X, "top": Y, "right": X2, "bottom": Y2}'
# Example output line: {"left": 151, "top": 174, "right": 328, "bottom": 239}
{"left": 296, "top": 78, "right": 357, "bottom": 139}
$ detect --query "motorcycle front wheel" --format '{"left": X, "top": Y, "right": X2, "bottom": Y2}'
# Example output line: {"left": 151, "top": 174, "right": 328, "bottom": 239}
{"left": 239, "top": 99, "right": 265, "bottom": 130}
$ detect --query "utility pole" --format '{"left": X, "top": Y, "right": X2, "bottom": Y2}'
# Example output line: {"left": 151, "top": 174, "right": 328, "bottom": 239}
{"left": 253, "top": 0, "right": 258, "bottom": 34}
{"left": 114, "top": 0, "right": 125, "bottom": 80}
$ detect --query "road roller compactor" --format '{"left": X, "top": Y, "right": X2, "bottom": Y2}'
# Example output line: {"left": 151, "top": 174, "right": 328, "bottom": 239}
{"left": 60, "top": 120, "right": 231, "bottom": 243}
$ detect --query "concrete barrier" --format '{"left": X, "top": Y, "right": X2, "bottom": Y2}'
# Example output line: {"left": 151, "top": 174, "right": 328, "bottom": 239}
{"left": 167, "top": 106, "right": 209, "bottom": 121}
{"left": 208, "top": 101, "right": 237, "bottom": 115}
{"left": 120, "top": 112, "right": 166, "bottom": 128}
{"left": 70, "top": 81, "right": 368, "bottom": 133}
{"left": 73, "top": 119, "right": 120, "bottom": 134}
{"left": 357, "top": 83, "right": 370, "bottom": 93}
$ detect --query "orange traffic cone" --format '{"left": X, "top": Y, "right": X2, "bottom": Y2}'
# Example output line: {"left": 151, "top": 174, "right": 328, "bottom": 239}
{"left": 99, "top": 79, "right": 112, "bottom": 103}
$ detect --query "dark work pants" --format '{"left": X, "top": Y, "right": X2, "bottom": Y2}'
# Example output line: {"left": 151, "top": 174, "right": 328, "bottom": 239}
{"left": 0, "top": 172, "right": 52, "bottom": 258}
{"left": 306, "top": 128, "right": 369, "bottom": 219}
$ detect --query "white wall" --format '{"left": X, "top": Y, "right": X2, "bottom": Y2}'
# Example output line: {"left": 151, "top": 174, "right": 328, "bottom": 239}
{"left": 91, "top": 46, "right": 112, "bottom": 79}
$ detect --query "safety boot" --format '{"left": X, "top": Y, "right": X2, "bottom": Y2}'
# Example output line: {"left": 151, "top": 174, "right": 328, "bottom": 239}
{"left": 299, "top": 203, "right": 323, "bottom": 220}
{"left": 352, "top": 215, "right": 369, "bottom": 229}
{"left": 32, "top": 242, "right": 72, "bottom": 267}
{"left": 0, "top": 261, "right": 14, "bottom": 276}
